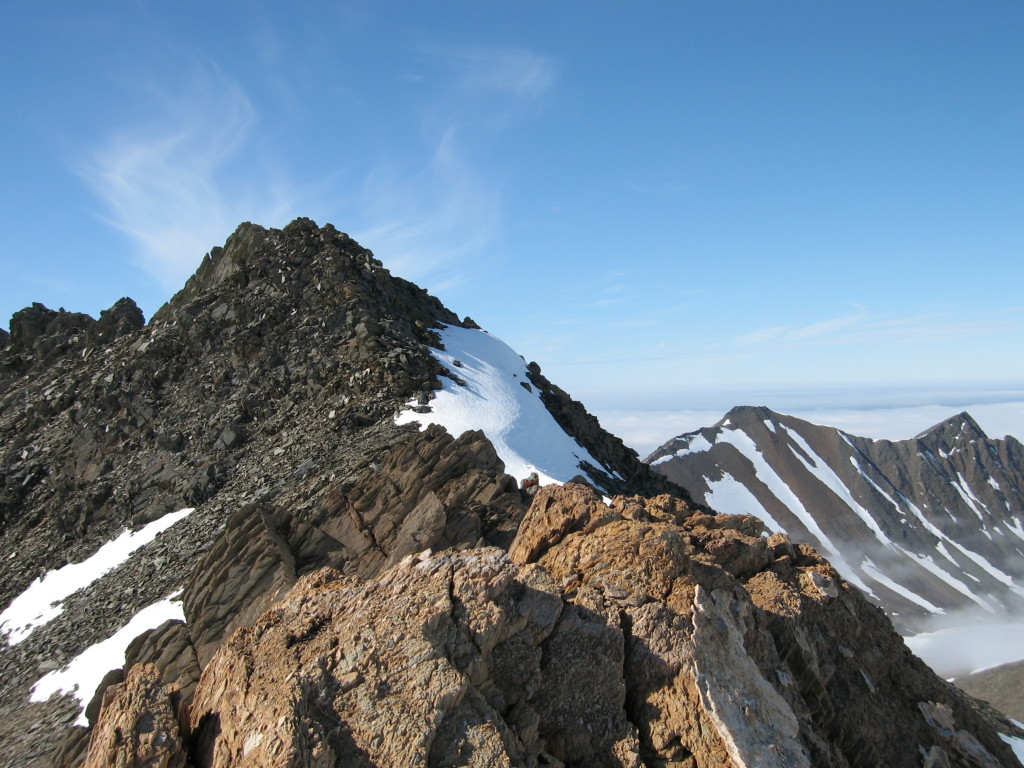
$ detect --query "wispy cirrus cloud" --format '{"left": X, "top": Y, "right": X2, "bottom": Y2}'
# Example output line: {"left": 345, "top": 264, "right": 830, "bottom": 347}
{"left": 351, "top": 127, "right": 500, "bottom": 291}
{"left": 429, "top": 44, "right": 555, "bottom": 100}
{"left": 785, "top": 305, "right": 868, "bottom": 340}
{"left": 733, "top": 324, "right": 794, "bottom": 346}
{"left": 732, "top": 305, "right": 1024, "bottom": 349}
{"left": 80, "top": 61, "right": 305, "bottom": 292}
{"left": 735, "top": 305, "right": 868, "bottom": 346}
{"left": 80, "top": 42, "right": 555, "bottom": 300}
{"left": 350, "top": 44, "right": 556, "bottom": 291}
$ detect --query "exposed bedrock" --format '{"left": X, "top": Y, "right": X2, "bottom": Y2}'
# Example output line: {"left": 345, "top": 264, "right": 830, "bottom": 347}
{"left": 77, "top": 484, "right": 1021, "bottom": 768}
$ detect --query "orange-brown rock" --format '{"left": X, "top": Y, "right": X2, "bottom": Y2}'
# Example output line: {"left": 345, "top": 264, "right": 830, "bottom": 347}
{"left": 81, "top": 485, "right": 1022, "bottom": 767}
{"left": 80, "top": 663, "right": 187, "bottom": 768}
{"left": 508, "top": 482, "right": 619, "bottom": 565}
{"left": 186, "top": 550, "right": 596, "bottom": 767}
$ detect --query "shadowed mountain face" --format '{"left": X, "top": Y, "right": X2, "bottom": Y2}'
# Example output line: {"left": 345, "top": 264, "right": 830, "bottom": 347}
{"left": 1, "top": 222, "right": 1022, "bottom": 767}
{"left": 646, "top": 405, "right": 1024, "bottom": 633}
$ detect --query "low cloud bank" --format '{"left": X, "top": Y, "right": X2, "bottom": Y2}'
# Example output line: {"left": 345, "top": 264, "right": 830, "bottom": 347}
{"left": 905, "top": 621, "right": 1024, "bottom": 678}
{"left": 592, "top": 395, "right": 1024, "bottom": 458}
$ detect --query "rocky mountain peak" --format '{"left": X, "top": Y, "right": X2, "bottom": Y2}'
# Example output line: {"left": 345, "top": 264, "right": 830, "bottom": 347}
{"left": 718, "top": 404, "right": 778, "bottom": 428}
{"left": 648, "top": 406, "right": 1024, "bottom": 638}
{"left": 149, "top": 217, "right": 458, "bottom": 335}
{"left": 914, "top": 411, "right": 988, "bottom": 450}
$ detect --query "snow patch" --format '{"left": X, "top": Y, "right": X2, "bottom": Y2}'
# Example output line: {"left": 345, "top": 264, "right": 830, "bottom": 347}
{"left": 860, "top": 558, "right": 945, "bottom": 614}
{"left": 951, "top": 472, "right": 987, "bottom": 523}
{"left": 787, "top": 430, "right": 892, "bottom": 547}
{"left": 1000, "top": 723, "right": 1024, "bottom": 763}
{"left": 704, "top": 474, "right": 782, "bottom": 533}
{"left": 30, "top": 596, "right": 185, "bottom": 726}
{"left": 0, "top": 508, "right": 195, "bottom": 645}
{"left": 1007, "top": 517, "right": 1024, "bottom": 543}
{"left": 653, "top": 433, "right": 714, "bottom": 464}
{"left": 893, "top": 545, "right": 996, "bottom": 612}
{"left": 395, "top": 325, "right": 610, "bottom": 486}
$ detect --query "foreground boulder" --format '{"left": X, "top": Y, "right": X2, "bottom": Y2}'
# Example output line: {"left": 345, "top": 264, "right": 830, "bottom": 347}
{"left": 78, "top": 485, "right": 1021, "bottom": 767}
{"left": 80, "top": 663, "right": 187, "bottom": 768}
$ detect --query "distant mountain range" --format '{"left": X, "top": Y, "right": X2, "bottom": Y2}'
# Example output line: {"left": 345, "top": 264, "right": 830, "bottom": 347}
{"left": 646, "top": 405, "right": 1024, "bottom": 634}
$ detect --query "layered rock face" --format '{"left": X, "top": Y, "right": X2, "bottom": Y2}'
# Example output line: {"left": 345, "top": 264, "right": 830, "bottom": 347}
{"left": 76, "top": 484, "right": 1021, "bottom": 767}
{"left": 646, "top": 406, "right": 1024, "bottom": 633}
{"left": 0, "top": 219, "right": 681, "bottom": 766}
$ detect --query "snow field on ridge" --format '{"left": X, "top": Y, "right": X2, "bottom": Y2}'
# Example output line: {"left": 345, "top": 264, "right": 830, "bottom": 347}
{"left": 704, "top": 474, "right": 784, "bottom": 532}
{"left": 652, "top": 433, "right": 714, "bottom": 464}
{"left": 30, "top": 596, "right": 185, "bottom": 726}
{"left": 1001, "top": 723, "right": 1024, "bottom": 762}
{"left": 395, "top": 325, "right": 610, "bottom": 486}
{"left": 0, "top": 507, "right": 195, "bottom": 644}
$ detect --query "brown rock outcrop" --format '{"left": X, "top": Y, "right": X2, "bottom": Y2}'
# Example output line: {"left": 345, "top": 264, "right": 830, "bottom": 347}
{"left": 188, "top": 552, "right": 563, "bottom": 767}
{"left": 77, "top": 485, "right": 1022, "bottom": 767}
{"left": 80, "top": 663, "right": 187, "bottom": 768}
{"left": 182, "top": 424, "right": 527, "bottom": 669}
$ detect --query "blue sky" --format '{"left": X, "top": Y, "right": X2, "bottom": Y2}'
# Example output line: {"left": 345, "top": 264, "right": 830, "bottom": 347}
{"left": 2, "top": 2, "right": 1022, "bottom": 444}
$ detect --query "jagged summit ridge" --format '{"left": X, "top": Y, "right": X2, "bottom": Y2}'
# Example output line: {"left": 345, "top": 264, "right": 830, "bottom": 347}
{"left": 0, "top": 218, "right": 689, "bottom": 766}
{"left": 914, "top": 410, "right": 987, "bottom": 445}
{"left": 0, "top": 298, "right": 144, "bottom": 374}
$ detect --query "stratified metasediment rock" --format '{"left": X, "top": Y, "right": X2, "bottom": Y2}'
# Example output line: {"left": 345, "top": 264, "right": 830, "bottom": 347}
{"left": 77, "top": 485, "right": 1020, "bottom": 767}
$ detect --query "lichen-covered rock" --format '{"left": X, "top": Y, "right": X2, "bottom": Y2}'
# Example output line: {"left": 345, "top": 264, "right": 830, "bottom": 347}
{"left": 78, "top": 486, "right": 1023, "bottom": 767}
{"left": 188, "top": 552, "right": 555, "bottom": 767}
{"left": 508, "top": 482, "right": 619, "bottom": 565}
{"left": 80, "top": 663, "right": 187, "bottom": 768}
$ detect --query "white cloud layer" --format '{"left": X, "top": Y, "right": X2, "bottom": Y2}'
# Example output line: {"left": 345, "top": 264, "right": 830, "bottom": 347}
{"left": 594, "top": 397, "right": 1024, "bottom": 458}
{"left": 906, "top": 621, "right": 1024, "bottom": 678}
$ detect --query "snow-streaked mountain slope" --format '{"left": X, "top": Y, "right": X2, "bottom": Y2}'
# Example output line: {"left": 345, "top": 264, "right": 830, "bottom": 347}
{"left": 647, "top": 405, "right": 1024, "bottom": 633}
{"left": 396, "top": 324, "right": 614, "bottom": 487}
